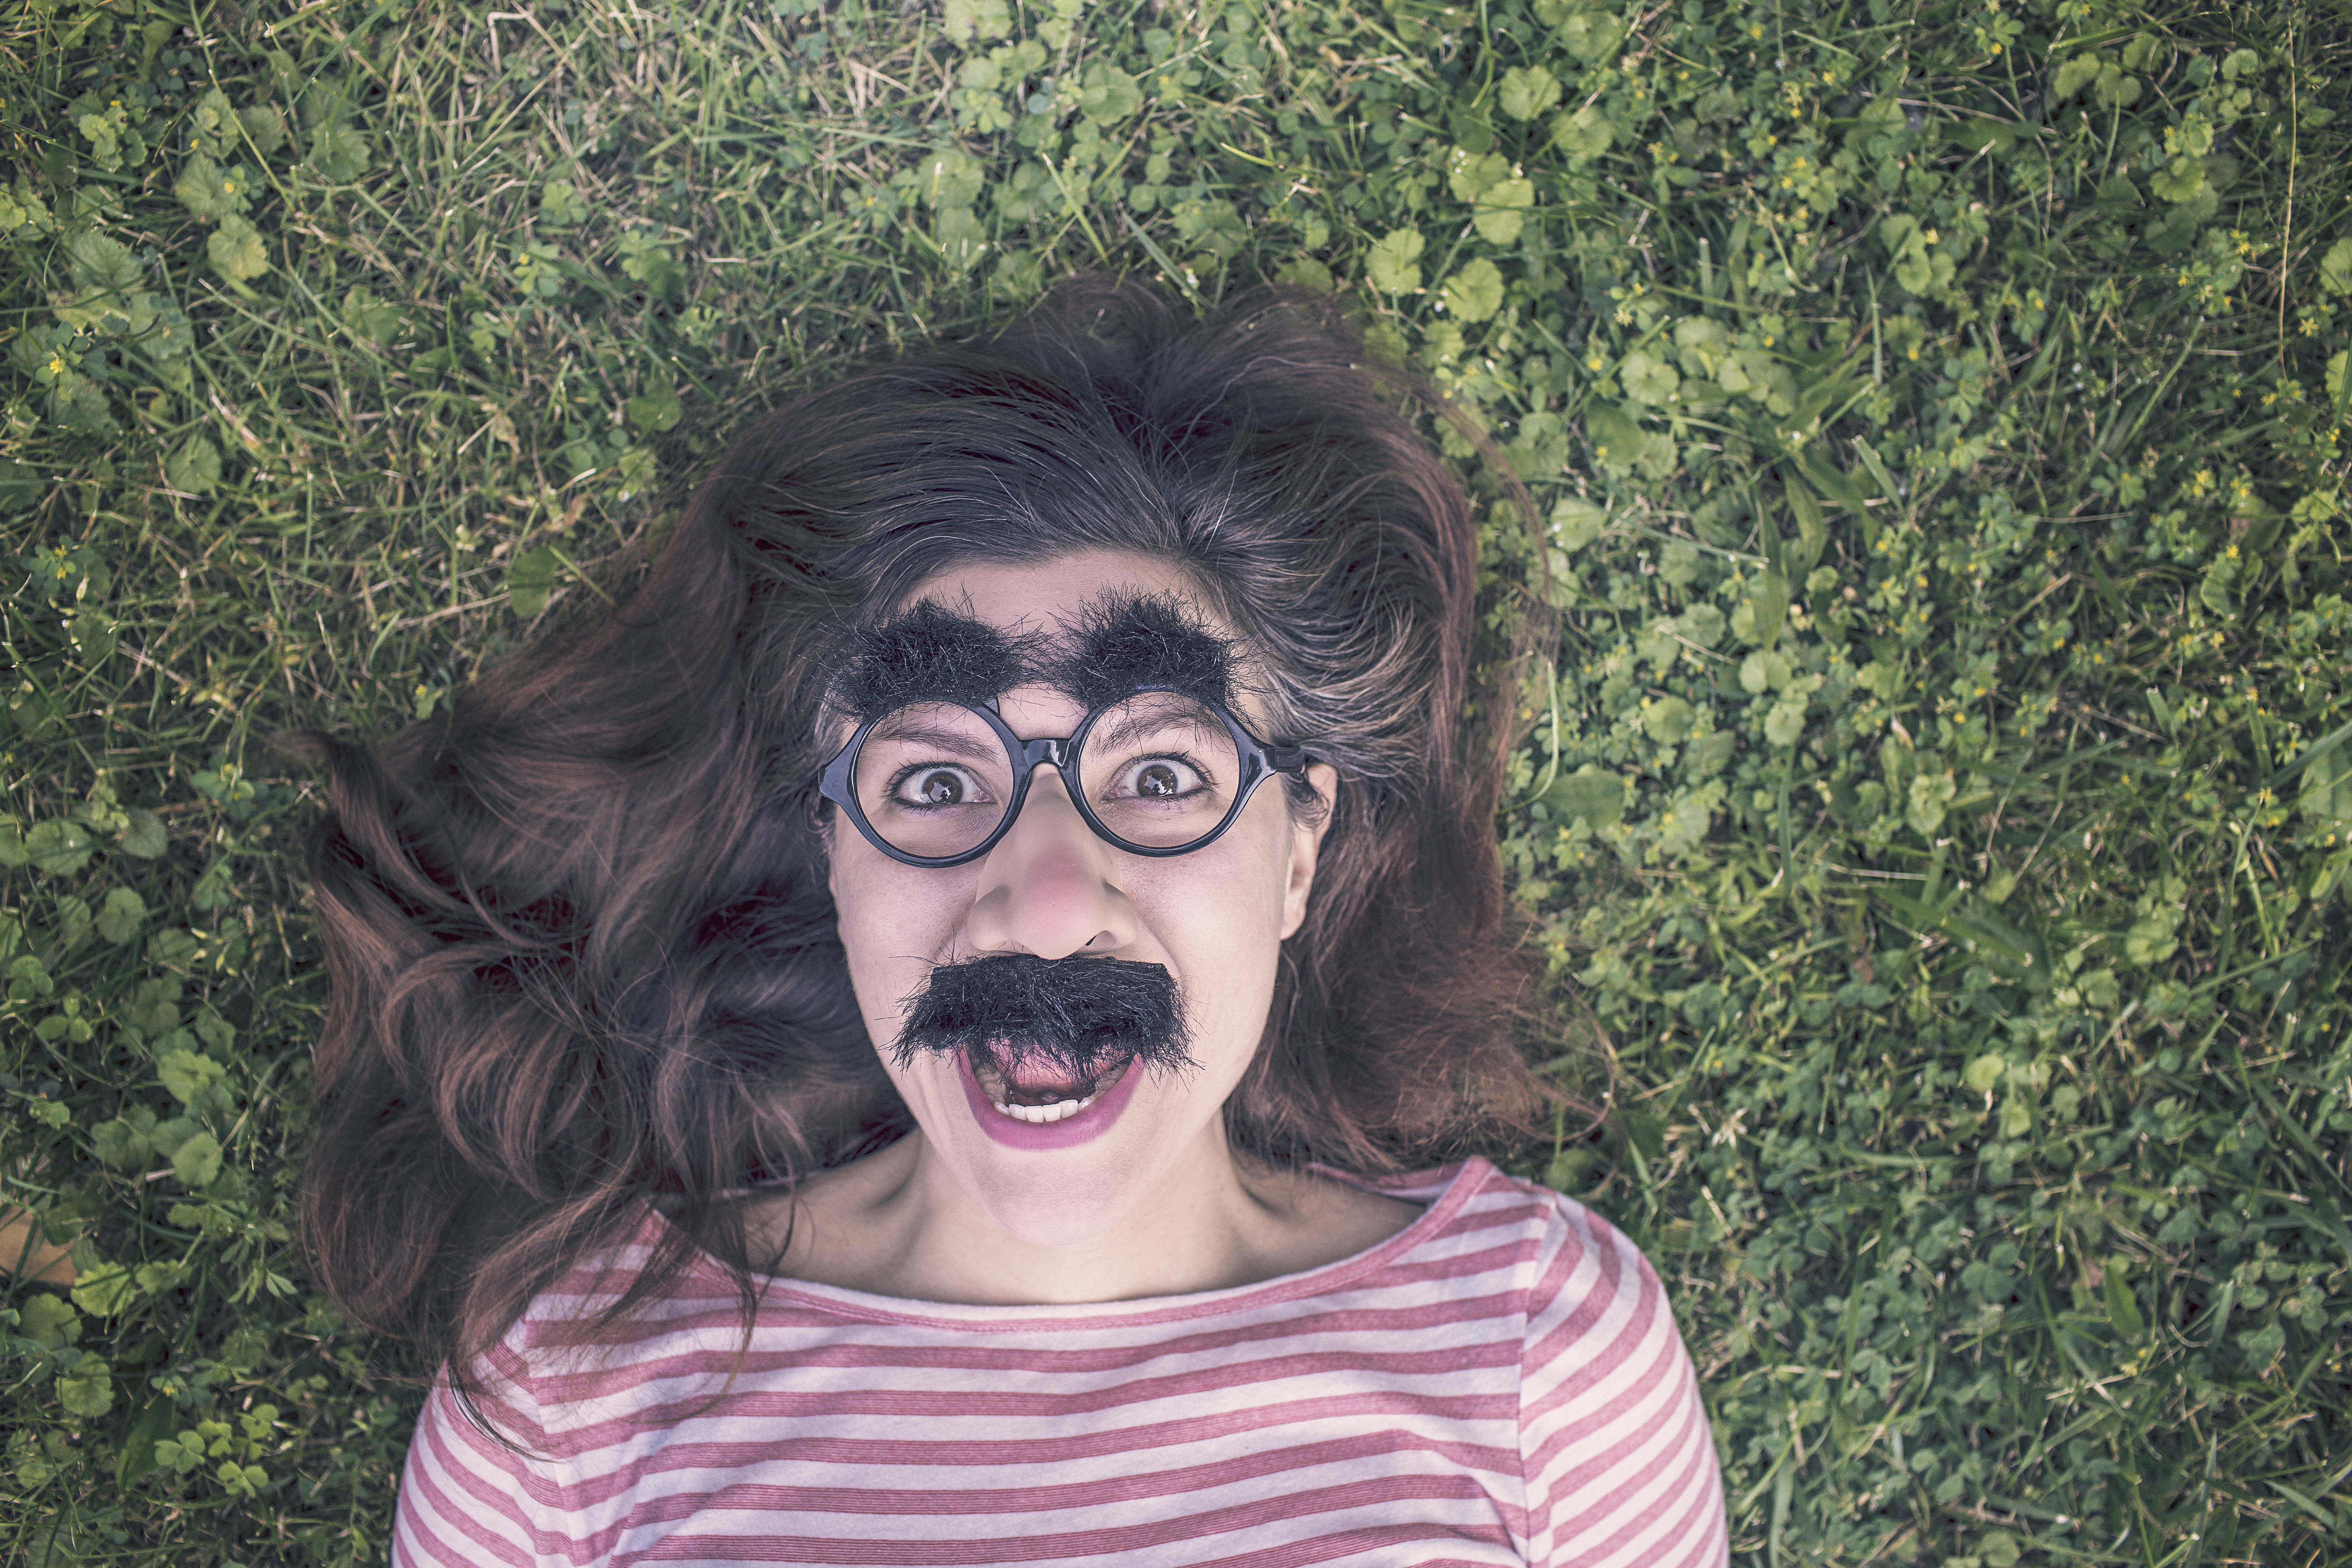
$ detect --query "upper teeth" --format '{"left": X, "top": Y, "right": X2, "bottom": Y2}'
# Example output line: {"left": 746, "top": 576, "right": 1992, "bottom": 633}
{"left": 989, "top": 1093, "right": 1096, "bottom": 1124}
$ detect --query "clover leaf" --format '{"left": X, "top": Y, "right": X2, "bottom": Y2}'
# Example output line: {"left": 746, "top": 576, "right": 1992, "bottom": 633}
{"left": 1078, "top": 62, "right": 1141, "bottom": 124}
{"left": 539, "top": 178, "right": 591, "bottom": 227}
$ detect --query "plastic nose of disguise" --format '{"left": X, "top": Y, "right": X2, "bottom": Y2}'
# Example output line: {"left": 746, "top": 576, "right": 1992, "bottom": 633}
{"left": 966, "top": 768, "right": 1134, "bottom": 962}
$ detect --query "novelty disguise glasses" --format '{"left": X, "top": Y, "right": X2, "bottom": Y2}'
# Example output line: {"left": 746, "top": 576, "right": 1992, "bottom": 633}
{"left": 818, "top": 689, "right": 1312, "bottom": 868}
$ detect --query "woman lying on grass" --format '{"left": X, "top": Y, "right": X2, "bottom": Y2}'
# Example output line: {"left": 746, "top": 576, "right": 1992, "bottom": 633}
{"left": 296, "top": 276, "right": 1729, "bottom": 1567}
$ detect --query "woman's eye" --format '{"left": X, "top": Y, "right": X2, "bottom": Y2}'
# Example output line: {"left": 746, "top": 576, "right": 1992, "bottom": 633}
{"left": 1115, "top": 757, "right": 1204, "bottom": 800}
{"left": 893, "top": 766, "right": 992, "bottom": 808}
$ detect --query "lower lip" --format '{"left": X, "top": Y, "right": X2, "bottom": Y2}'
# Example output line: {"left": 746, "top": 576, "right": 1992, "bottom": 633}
{"left": 957, "top": 1049, "right": 1146, "bottom": 1151}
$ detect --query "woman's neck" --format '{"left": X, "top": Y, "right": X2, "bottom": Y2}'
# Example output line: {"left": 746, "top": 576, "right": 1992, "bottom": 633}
{"left": 749, "top": 1128, "right": 1422, "bottom": 1307}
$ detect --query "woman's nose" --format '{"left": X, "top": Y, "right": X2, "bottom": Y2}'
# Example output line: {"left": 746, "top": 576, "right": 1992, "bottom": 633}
{"left": 962, "top": 767, "right": 1137, "bottom": 960}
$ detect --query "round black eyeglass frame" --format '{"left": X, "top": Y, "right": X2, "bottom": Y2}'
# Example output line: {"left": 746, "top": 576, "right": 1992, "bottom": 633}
{"left": 817, "top": 688, "right": 1313, "bottom": 869}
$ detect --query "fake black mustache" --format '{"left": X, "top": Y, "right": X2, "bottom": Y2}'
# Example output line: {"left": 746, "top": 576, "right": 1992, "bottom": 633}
{"left": 892, "top": 954, "right": 1194, "bottom": 1081}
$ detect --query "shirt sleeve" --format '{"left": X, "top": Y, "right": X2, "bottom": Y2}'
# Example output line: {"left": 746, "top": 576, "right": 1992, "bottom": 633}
{"left": 1518, "top": 1195, "right": 1730, "bottom": 1568}
{"left": 391, "top": 1378, "right": 557, "bottom": 1568}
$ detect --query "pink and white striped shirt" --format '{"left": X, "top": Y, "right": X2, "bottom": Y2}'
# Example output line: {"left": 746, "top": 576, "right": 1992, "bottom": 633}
{"left": 392, "top": 1158, "right": 1729, "bottom": 1567}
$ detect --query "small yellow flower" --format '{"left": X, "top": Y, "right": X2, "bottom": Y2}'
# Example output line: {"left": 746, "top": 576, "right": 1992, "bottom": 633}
{"left": 1586, "top": 354, "right": 1605, "bottom": 371}
{"left": 45, "top": 354, "right": 64, "bottom": 375}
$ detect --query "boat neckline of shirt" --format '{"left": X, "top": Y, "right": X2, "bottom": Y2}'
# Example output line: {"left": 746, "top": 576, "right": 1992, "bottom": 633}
{"left": 638, "top": 1155, "right": 1505, "bottom": 1331}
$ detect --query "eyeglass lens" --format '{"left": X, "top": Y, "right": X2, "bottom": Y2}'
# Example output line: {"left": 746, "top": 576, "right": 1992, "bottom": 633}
{"left": 850, "top": 694, "right": 1245, "bottom": 860}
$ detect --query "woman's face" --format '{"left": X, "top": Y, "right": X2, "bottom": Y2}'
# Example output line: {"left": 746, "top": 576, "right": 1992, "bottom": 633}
{"left": 825, "top": 551, "right": 1335, "bottom": 1247}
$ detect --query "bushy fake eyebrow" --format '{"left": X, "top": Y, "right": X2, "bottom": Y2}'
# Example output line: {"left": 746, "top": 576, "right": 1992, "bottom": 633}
{"left": 1050, "top": 592, "right": 1236, "bottom": 711}
{"left": 834, "top": 601, "right": 1027, "bottom": 718}
{"left": 836, "top": 591, "right": 1237, "bottom": 715}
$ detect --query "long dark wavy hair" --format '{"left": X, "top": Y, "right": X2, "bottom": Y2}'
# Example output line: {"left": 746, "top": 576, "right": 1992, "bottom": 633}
{"left": 293, "top": 276, "right": 1579, "bottom": 1401}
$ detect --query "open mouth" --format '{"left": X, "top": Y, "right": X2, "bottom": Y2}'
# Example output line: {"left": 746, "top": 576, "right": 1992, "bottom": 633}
{"left": 954, "top": 1044, "right": 1148, "bottom": 1150}
{"left": 968, "top": 1050, "right": 1135, "bottom": 1125}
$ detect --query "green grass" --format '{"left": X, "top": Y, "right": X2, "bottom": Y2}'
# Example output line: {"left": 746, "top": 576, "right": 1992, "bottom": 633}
{"left": 2, "top": 0, "right": 2349, "bottom": 1561}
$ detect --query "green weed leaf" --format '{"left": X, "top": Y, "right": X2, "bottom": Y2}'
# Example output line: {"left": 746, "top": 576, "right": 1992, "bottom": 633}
{"left": 71, "top": 1262, "right": 137, "bottom": 1317}
{"left": 2150, "top": 154, "right": 2207, "bottom": 204}
{"left": 2052, "top": 55, "right": 2101, "bottom": 100}
{"left": 2319, "top": 238, "right": 2352, "bottom": 297}
{"left": 1584, "top": 402, "right": 1675, "bottom": 480}
{"left": 626, "top": 376, "right": 682, "bottom": 432}
{"left": 58, "top": 1361, "right": 113, "bottom": 1417}
{"left": 1365, "top": 227, "right": 1425, "bottom": 294}
{"left": 94, "top": 888, "right": 145, "bottom": 946}
{"left": 1551, "top": 103, "right": 1615, "bottom": 163}
{"left": 617, "top": 231, "right": 688, "bottom": 300}
{"left": 1907, "top": 771, "right": 1957, "bottom": 835}
{"left": 305, "top": 122, "right": 372, "bottom": 183}
{"left": 1440, "top": 258, "right": 1504, "bottom": 322}
{"left": 206, "top": 215, "right": 270, "bottom": 283}
{"left": 1544, "top": 766, "right": 1624, "bottom": 827}
{"left": 62, "top": 228, "right": 140, "bottom": 300}
{"left": 118, "top": 809, "right": 166, "bottom": 859}
{"left": 507, "top": 545, "right": 559, "bottom": 618}
{"left": 171, "top": 1131, "right": 223, "bottom": 1189}
{"left": 165, "top": 435, "right": 222, "bottom": 495}
{"left": 1498, "top": 64, "right": 1562, "bottom": 121}
{"left": 1551, "top": 496, "right": 1608, "bottom": 551}
{"left": 1642, "top": 695, "right": 1696, "bottom": 744}
{"left": 943, "top": 0, "right": 1012, "bottom": 42}
{"left": 1078, "top": 62, "right": 1141, "bottom": 124}
{"left": 907, "top": 149, "right": 985, "bottom": 210}
{"left": 25, "top": 821, "right": 92, "bottom": 876}
{"left": 239, "top": 103, "right": 288, "bottom": 155}
{"left": 18, "top": 1294, "right": 80, "bottom": 1349}
{"left": 157, "top": 1050, "right": 226, "bottom": 1107}
{"left": 340, "top": 285, "right": 405, "bottom": 345}
{"left": 539, "top": 179, "right": 591, "bottom": 227}
{"left": 92, "top": 1114, "right": 152, "bottom": 1169}
{"left": 1551, "top": 5, "right": 1623, "bottom": 61}
{"left": 1620, "top": 349, "right": 1681, "bottom": 406}
{"left": 1447, "top": 147, "right": 1510, "bottom": 204}
{"left": 1471, "top": 176, "right": 1534, "bottom": 244}
{"left": 172, "top": 153, "right": 250, "bottom": 220}
{"left": 2105, "top": 1268, "right": 2147, "bottom": 1337}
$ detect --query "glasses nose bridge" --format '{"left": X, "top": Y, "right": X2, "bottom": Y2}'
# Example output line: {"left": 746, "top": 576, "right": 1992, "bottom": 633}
{"left": 1017, "top": 735, "right": 1074, "bottom": 773}
{"left": 1004, "top": 733, "right": 1088, "bottom": 840}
